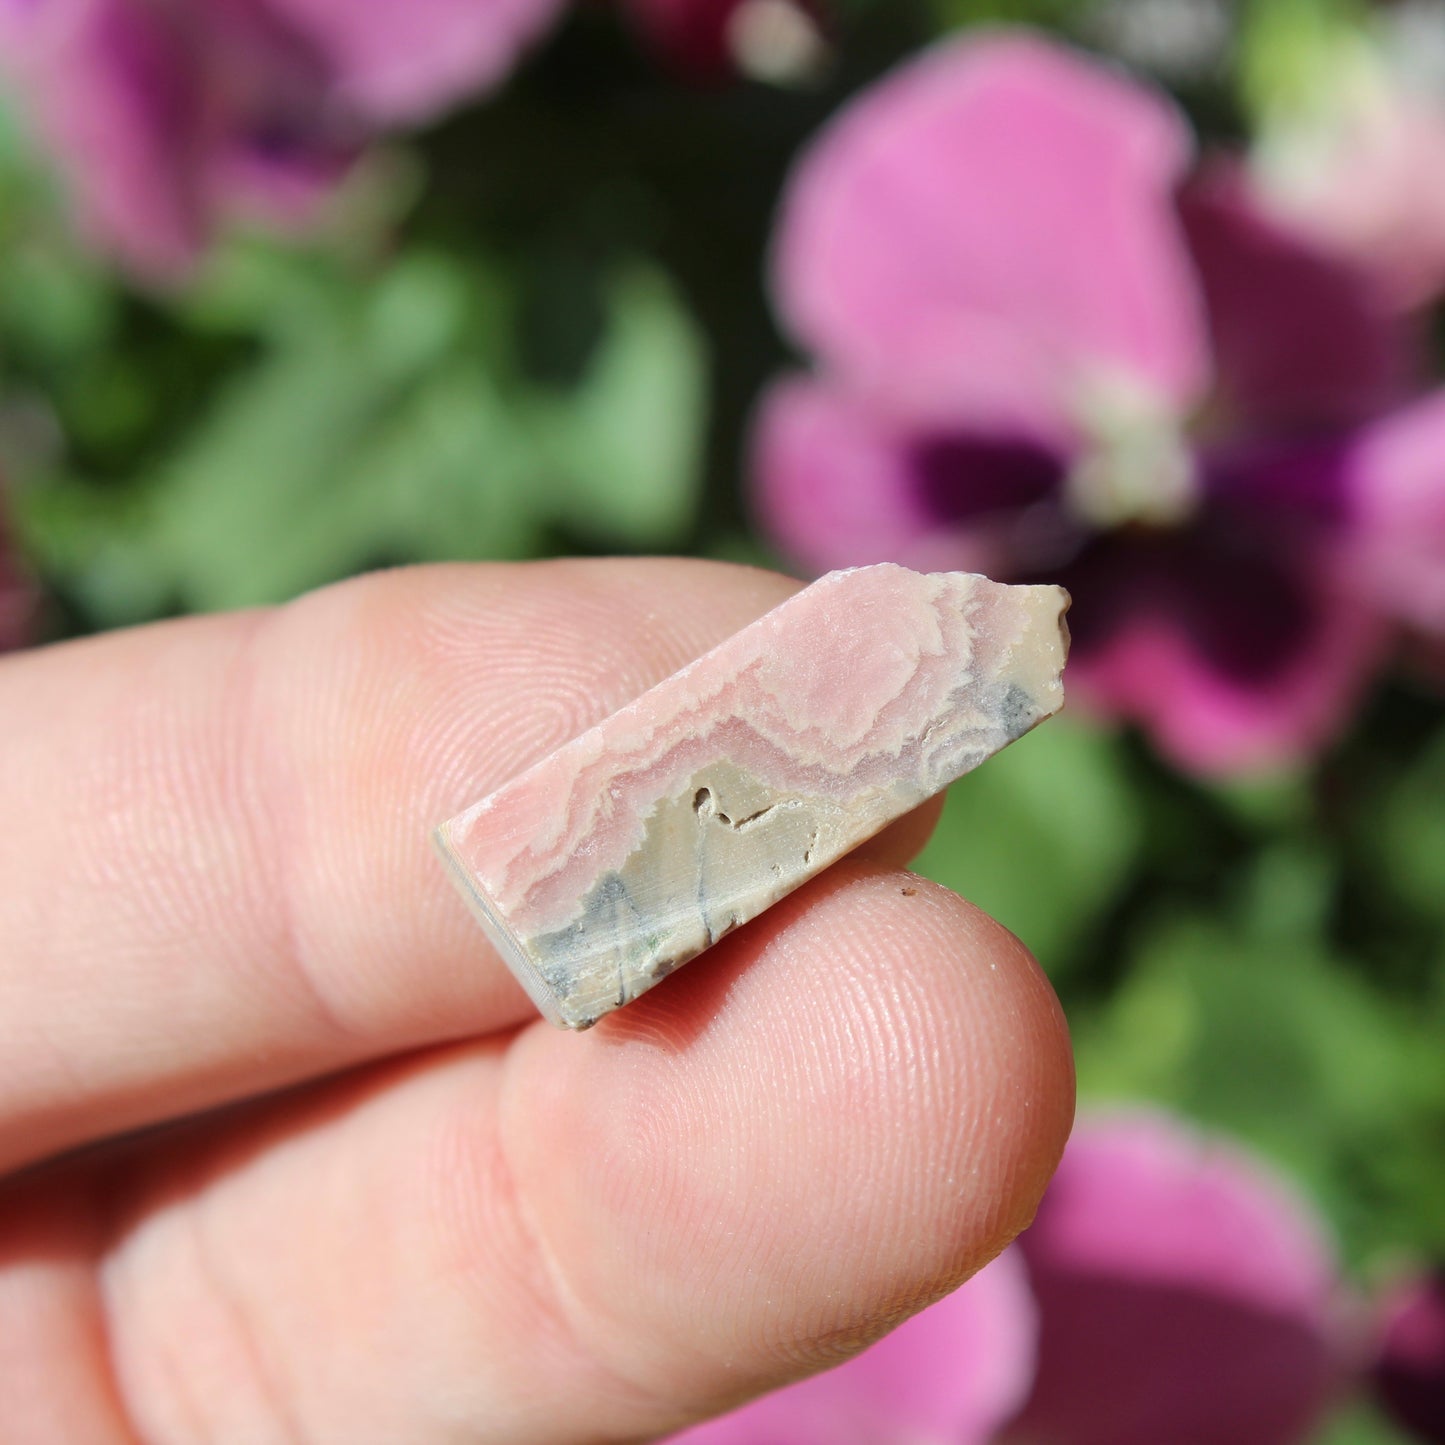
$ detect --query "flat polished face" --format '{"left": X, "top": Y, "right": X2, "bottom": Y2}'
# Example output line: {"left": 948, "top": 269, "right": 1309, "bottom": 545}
{"left": 435, "top": 564, "right": 1070, "bottom": 1028}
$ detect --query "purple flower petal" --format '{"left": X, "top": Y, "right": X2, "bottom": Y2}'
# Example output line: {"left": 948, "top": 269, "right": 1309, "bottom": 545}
{"left": 1, "top": 0, "right": 203, "bottom": 276}
{"left": 666, "top": 1250, "right": 1039, "bottom": 1445}
{"left": 771, "top": 34, "right": 1211, "bottom": 431}
{"left": 0, "top": 0, "right": 558, "bottom": 276}
{"left": 1204, "top": 434, "right": 1355, "bottom": 529}
{"left": 261, "top": 0, "right": 568, "bottom": 124}
{"left": 1179, "top": 164, "right": 1419, "bottom": 434}
{"left": 1053, "top": 431, "right": 1385, "bottom": 774}
{"left": 0, "top": 0, "right": 363, "bottom": 276}
{"left": 193, "top": 0, "right": 364, "bottom": 224}
{"left": 752, "top": 377, "right": 972, "bottom": 573}
{"left": 1373, "top": 1270, "right": 1445, "bottom": 1444}
{"left": 911, "top": 430, "right": 1065, "bottom": 522}
{"left": 1060, "top": 524, "right": 1386, "bottom": 775}
{"left": 750, "top": 375, "right": 1078, "bottom": 578}
{"left": 1002, "top": 1111, "right": 1349, "bottom": 1445}
{"left": 1347, "top": 390, "right": 1445, "bottom": 638}
{"left": 209, "top": 125, "right": 355, "bottom": 226}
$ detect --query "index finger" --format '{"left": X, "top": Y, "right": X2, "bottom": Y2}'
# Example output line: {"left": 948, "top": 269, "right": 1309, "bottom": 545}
{"left": 0, "top": 559, "right": 942, "bottom": 1176}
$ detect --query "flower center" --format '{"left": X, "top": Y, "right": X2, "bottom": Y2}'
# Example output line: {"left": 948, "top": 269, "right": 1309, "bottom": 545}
{"left": 1064, "top": 374, "right": 1201, "bottom": 531}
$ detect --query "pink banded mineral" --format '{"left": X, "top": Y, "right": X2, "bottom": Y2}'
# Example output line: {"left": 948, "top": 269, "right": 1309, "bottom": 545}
{"left": 434, "top": 565, "right": 1069, "bottom": 1028}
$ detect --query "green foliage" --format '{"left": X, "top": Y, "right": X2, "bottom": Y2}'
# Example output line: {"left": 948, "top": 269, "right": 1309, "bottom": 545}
{"left": 932, "top": 0, "right": 1091, "bottom": 33}
{"left": 1074, "top": 884, "right": 1445, "bottom": 1264}
{"left": 1316, "top": 1402, "right": 1418, "bottom": 1445}
{"left": 531, "top": 267, "right": 708, "bottom": 550}
{"left": 14, "top": 244, "right": 705, "bottom": 620}
{"left": 914, "top": 719, "right": 1142, "bottom": 968}
{"left": 1237, "top": 0, "right": 1373, "bottom": 129}
{"left": 1373, "top": 726, "right": 1445, "bottom": 927}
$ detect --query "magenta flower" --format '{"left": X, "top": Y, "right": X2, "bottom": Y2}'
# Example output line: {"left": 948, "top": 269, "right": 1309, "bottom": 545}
{"left": 1000, "top": 1112, "right": 1348, "bottom": 1444}
{"left": 1, "top": 0, "right": 352, "bottom": 276}
{"left": 0, "top": 0, "right": 565, "bottom": 277}
{"left": 1373, "top": 1270, "right": 1445, "bottom": 1443}
{"left": 753, "top": 34, "right": 1441, "bottom": 774}
{"left": 664, "top": 1111, "right": 1348, "bottom": 1445}
{"left": 260, "top": 0, "right": 568, "bottom": 124}
{"left": 1348, "top": 392, "right": 1445, "bottom": 642}
{"left": 668, "top": 1249, "right": 1039, "bottom": 1445}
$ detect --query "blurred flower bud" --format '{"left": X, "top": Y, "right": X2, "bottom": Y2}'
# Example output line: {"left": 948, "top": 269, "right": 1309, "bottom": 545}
{"left": 1374, "top": 1269, "right": 1445, "bottom": 1443}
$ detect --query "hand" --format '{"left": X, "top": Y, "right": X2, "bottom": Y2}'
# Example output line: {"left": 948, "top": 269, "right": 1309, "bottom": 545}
{"left": 0, "top": 559, "right": 1074, "bottom": 1444}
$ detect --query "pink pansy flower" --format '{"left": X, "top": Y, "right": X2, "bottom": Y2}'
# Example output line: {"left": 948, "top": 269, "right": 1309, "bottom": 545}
{"left": 753, "top": 33, "right": 1441, "bottom": 774}
{"left": 665, "top": 1110, "right": 1348, "bottom": 1445}
{"left": 1, "top": 0, "right": 357, "bottom": 276}
{"left": 668, "top": 1249, "right": 1039, "bottom": 1445}
{"left": 1373, "top": 1270, "right": 1445, "bottom": 1443}
{"left": 1346, "top": 390, "right": 1445, "bottom": 642}
{"left": 259, "top": 0, "right": 568, "bottom": 125}
{"left": 0, "top": 0, "right": 565, "bottom": 277}
{"left": 999, "top": 1111, "right": 1348, "bottom": 1444}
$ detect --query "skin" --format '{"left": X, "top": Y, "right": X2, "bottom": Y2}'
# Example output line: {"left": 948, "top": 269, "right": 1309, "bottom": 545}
{"left": 0, "top": 559, "right": 1075, "bottom": 1445}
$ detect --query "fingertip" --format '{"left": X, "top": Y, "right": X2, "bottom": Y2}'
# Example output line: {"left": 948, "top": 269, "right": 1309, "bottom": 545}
{"left": 499, "top": 862, "right": 1074, "bottom": 1429}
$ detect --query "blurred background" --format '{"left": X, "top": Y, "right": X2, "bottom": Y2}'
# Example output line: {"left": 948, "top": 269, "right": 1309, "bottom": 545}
{"left": 2, "top": 0, "right": 1444, "bottom": 1440}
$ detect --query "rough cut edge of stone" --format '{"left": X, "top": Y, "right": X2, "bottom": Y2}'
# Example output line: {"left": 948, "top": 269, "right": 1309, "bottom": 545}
{"left": 432, "top": 824, "right": 577, "bottom": 1028}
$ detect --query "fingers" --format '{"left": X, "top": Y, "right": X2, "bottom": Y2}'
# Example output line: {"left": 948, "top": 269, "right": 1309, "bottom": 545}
{"left": 0, "top": 560, "right": 940, "bottom": 1176}
{"left": 1, "top": 865, "right": 1073, "bottom": 1444}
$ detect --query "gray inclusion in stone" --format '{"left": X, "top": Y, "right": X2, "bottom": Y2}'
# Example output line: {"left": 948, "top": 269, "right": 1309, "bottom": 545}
{"left": 529, "top": 760, "right": 847, "bottom": 1028}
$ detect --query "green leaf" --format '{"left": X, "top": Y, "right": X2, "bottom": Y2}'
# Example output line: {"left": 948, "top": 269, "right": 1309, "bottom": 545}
{"left": 1072, "top": 872, "right": 1445, "bottom": 1264}
{"left": 1237, "top": 0, "right": 1373, "bottom": 131}
{"left": 1312, "top": 1401, "right": 1417, "bottom": 1445}
{"left": 0, "top": 100, "right": 117, "bottom": 376}
{"left": 19, "top": 247, "right": 706, "bottom": 621}
{"left": 21, "top": 250, "right": 534, "bottom": 616}
{"left": 1374, "top": 727, "right": 1445, "bottom": 923}
{"left": 531, "top": 266, "right": 706, "bottom": 550}
{"left": 913, "top": 718, "right": 1142, "bottom": 970}
{"left": 931, "top": 0, "right": 1085, "bottom": 33}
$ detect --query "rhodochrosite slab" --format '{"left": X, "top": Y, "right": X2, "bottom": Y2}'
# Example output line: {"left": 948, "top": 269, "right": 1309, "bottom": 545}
{"left": 434, "top": 565, "right": 1069, "bottom": 1028}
